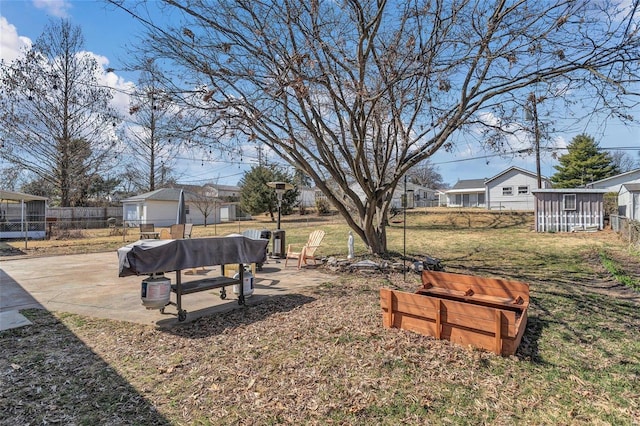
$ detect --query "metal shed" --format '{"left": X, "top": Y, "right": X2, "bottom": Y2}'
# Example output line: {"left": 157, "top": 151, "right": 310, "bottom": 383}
{"left": 0, "top": 190, "right": 48, "bottom": 240}
{"left": 531, "top": 189, "right": 607, "bottom": 232}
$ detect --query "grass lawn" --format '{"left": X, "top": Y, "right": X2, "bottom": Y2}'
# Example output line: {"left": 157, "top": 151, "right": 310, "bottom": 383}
{"left": 1, "top": 209, "right": 639, "bottom": 425}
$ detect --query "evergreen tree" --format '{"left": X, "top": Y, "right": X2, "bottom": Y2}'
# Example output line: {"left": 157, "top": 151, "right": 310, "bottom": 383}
{"left": 551, "top": 134, "right": 619, "bottom": 188}
{"left": 239, "top": 166, "right": 299, "bottom": 221}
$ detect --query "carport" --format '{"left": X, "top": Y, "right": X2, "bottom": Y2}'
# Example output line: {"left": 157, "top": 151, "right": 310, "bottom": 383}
{"left": 0, "top": 190, "right": 48, "bottom": 240}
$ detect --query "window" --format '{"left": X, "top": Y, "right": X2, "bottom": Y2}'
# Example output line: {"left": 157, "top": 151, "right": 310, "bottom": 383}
{"left": 563, "top": 194, "right": 576, "bottom": 210}
{"left": 518, "top": 186, "right": 529, "bottom": 195}
{"left": 502, "top": 187, "right": 513, "bottom": 196}
{"left": 185, "top": 204, "right": 190, "bottom": 215}
{"left": 454, "top": 194, "right": 462, "bottom": 205}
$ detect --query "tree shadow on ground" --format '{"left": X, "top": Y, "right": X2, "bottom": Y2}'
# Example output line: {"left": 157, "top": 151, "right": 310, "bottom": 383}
{"left": 0, "top": 241, "right": 25, "bottom": 257}
{"left": 158, "top": 293, "right": 316, "bottom": 339}
{"left": 0, "top": 309, "right": 171, "bottom": 425}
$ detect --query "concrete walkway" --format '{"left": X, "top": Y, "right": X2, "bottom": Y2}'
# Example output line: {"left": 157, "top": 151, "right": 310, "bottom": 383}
{"left": 0, "top": 252, "right": 336, "bottom": 330}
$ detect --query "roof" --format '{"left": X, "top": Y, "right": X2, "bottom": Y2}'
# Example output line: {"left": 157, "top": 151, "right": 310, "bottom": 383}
{"left": 121, "top": 188, "right": 191, "bottom": 203}
{"left": 587, "top": 168, "right": 640, "bottom": 186}
{"left": 0, "top": 190, "right": 48, "bottom": 202}
{"left": 485, "top": 166, "right": 548, "bottom": 183}
{"left": 621, "top": 183, "right": 640, "bottom": 192}
{"left": 448, "top": 179, "right": 486, "bottom": 191}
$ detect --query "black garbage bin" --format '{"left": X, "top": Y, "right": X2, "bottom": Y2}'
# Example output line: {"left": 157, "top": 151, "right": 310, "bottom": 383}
{"left": 258, "top": 229, "right": 271, "bottom": 269}
{"left": 260, "top": 229, "right": 272, "bottom": 240}
{"left": 272, "top": 229, "right": 285, "bottom": 258}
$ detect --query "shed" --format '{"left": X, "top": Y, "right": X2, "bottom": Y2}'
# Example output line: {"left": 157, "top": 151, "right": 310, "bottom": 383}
{"left": 532, "top": 189, "right": 607, "bottom": 232}
{"left": 618, "top": 183, "right": 640, "bottom": 220}
{"left": 0, "top": 190, "right": 48, "bottom": 240}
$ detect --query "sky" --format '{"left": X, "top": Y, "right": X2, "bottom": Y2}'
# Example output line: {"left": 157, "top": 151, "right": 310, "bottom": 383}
{"left": 1, "top": 0, "right": 639, "bottom": 188}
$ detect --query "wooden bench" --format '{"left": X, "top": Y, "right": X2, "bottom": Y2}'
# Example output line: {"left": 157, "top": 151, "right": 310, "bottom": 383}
{"left": 380, "top": 270, "right": 529, "bottom": 356}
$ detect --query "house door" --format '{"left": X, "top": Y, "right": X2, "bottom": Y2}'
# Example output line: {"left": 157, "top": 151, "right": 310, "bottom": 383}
{"left": 633, "top": 193, "right": 640, "bottom": 220}
{"left": 462, "top": 194, "right": 470, "bottom": 207}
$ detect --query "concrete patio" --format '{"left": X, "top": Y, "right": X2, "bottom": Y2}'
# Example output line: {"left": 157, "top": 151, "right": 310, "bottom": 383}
{"left": 0, "top": 251, "right": 337, "bottom": 330}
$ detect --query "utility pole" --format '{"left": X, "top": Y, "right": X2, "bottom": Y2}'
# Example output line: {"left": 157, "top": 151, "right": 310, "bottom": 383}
{"left": 528, "top": 92, "right": 542, "bottom": 189}
{"left": 256, "top": 145, "right": 264, "bottom": 167}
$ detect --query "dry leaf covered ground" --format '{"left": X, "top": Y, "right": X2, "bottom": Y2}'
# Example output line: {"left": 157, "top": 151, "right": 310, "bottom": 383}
{"left": 1, "top": 210, "right": 639, "bottom": 424}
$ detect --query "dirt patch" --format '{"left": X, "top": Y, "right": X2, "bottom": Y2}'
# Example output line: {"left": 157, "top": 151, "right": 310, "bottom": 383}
{"left": 584, "top": 249, "right": 640, "bottom": 305}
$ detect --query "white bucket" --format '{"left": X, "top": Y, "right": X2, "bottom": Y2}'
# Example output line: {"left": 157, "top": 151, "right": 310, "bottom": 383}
{"left": 141, "top": 275, "right": 171, "bottom": 309}
{"left": 232, "top": 270, "right": 254, "bottom": 298}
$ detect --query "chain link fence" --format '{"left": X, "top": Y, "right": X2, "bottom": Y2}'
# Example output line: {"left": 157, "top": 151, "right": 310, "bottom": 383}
{"left": 610, "top": 215, "right": 640, "bottom": 250}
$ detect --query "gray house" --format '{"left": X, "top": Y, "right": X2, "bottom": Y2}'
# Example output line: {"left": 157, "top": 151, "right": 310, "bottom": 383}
{"left": 485, "top": 167, "right": 551, "bottom": 210}
{"left": 618, "top": 183, "right": 640, "bottom": 220}
{"left": 532, "top": 189, "right": 608, "bottom": 232}
{"left": 445, "top": 166, "right": 550, "bottom": 210}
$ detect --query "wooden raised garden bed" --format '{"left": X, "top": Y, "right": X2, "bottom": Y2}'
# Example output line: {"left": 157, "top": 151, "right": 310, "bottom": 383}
{"left": 380, "top": 270, "right": 529, "bottom": 356}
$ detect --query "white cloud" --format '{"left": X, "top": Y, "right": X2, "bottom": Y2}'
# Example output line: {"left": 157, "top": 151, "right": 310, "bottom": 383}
{"left": 32, "top": 0, "right": 72, "bottom": 18}
{"left": 80, "top": 51, "right": 135, "bottom": 116}
{"left": 1, "top": 17, "right": 134, "bottom": 122}
{"left": 0, "top": 16, "right": 32, "bottom": 63}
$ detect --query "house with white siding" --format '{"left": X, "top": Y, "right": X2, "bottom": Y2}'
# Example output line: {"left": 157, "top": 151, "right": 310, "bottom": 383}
{"left": 445, "top": 179, "right": 486, "bottom": 208}
{"left": 391, "top": 183, "right": 440, "bottom": 208}
{"left": 618, "top": 183, "right": 640, "bottom": 220}
{"left": 121, "top": 187, "right": 237, "bottom": 227}
{"left": 485, "top": 167, "right": 551, "bottom": 211}
{"left": 586, "top": 168, "right": 640, "bottom": 193}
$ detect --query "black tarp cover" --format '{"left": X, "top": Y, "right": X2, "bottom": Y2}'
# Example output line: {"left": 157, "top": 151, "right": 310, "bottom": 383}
{"left": 118, "top": 235, "right": 268, "bottom": 277}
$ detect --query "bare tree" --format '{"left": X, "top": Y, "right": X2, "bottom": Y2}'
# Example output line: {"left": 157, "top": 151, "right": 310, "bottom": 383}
{"left": 112, "top": 0, "right": 640, "bottom": 253}
{"left": 0, "top": 19, "right": 121, "bottom": 206}
{"left": 610, "top": 150, "right": 640, "bottom": 173}
{"left": 190, "top": 185, "right": 218, "bottom": 226}
{"left": 408, "top": 159, "right": 447, "bottom": 189}
{"left": 124, "top": 59, "right": 186, "bottom": 191}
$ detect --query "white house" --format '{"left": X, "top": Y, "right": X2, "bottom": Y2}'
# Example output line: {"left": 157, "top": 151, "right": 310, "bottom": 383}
{"left": 618, "top": 183, "right": 640, "bottom": 220}
{"left": 587, "top": 168, "right": 640, "bottom": 193}
{"left": 297, "top": 186, "right": 316, "bottom": 209}
{"left": 121, "top": 188, "right": 235, "bottom": 227}
{"left": 485, "top": 166, "right": 551, "bottom": 211}
{"left": 390, "top": 182, "right": 440, "bottom": 208}
{"left": 445, "top": 179, "right": 486, "bottom": 208}
{"left": 213, "top": 184, "right": 242, "bottom": 199}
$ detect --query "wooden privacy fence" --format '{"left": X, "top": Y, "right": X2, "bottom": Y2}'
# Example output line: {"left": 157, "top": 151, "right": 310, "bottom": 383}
{"left": 380, "top": 271, "right": 529, "bottom": 356}
{"left": 46, "top": 207, "right": 122, "bottom": 229}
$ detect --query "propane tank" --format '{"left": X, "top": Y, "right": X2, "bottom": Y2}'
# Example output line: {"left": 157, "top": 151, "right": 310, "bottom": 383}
{"left": 141, "top": 273, "right": 171, "bottom": 309}
{"left": 232, "top": 266, "right": 254, "bottom": 298}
